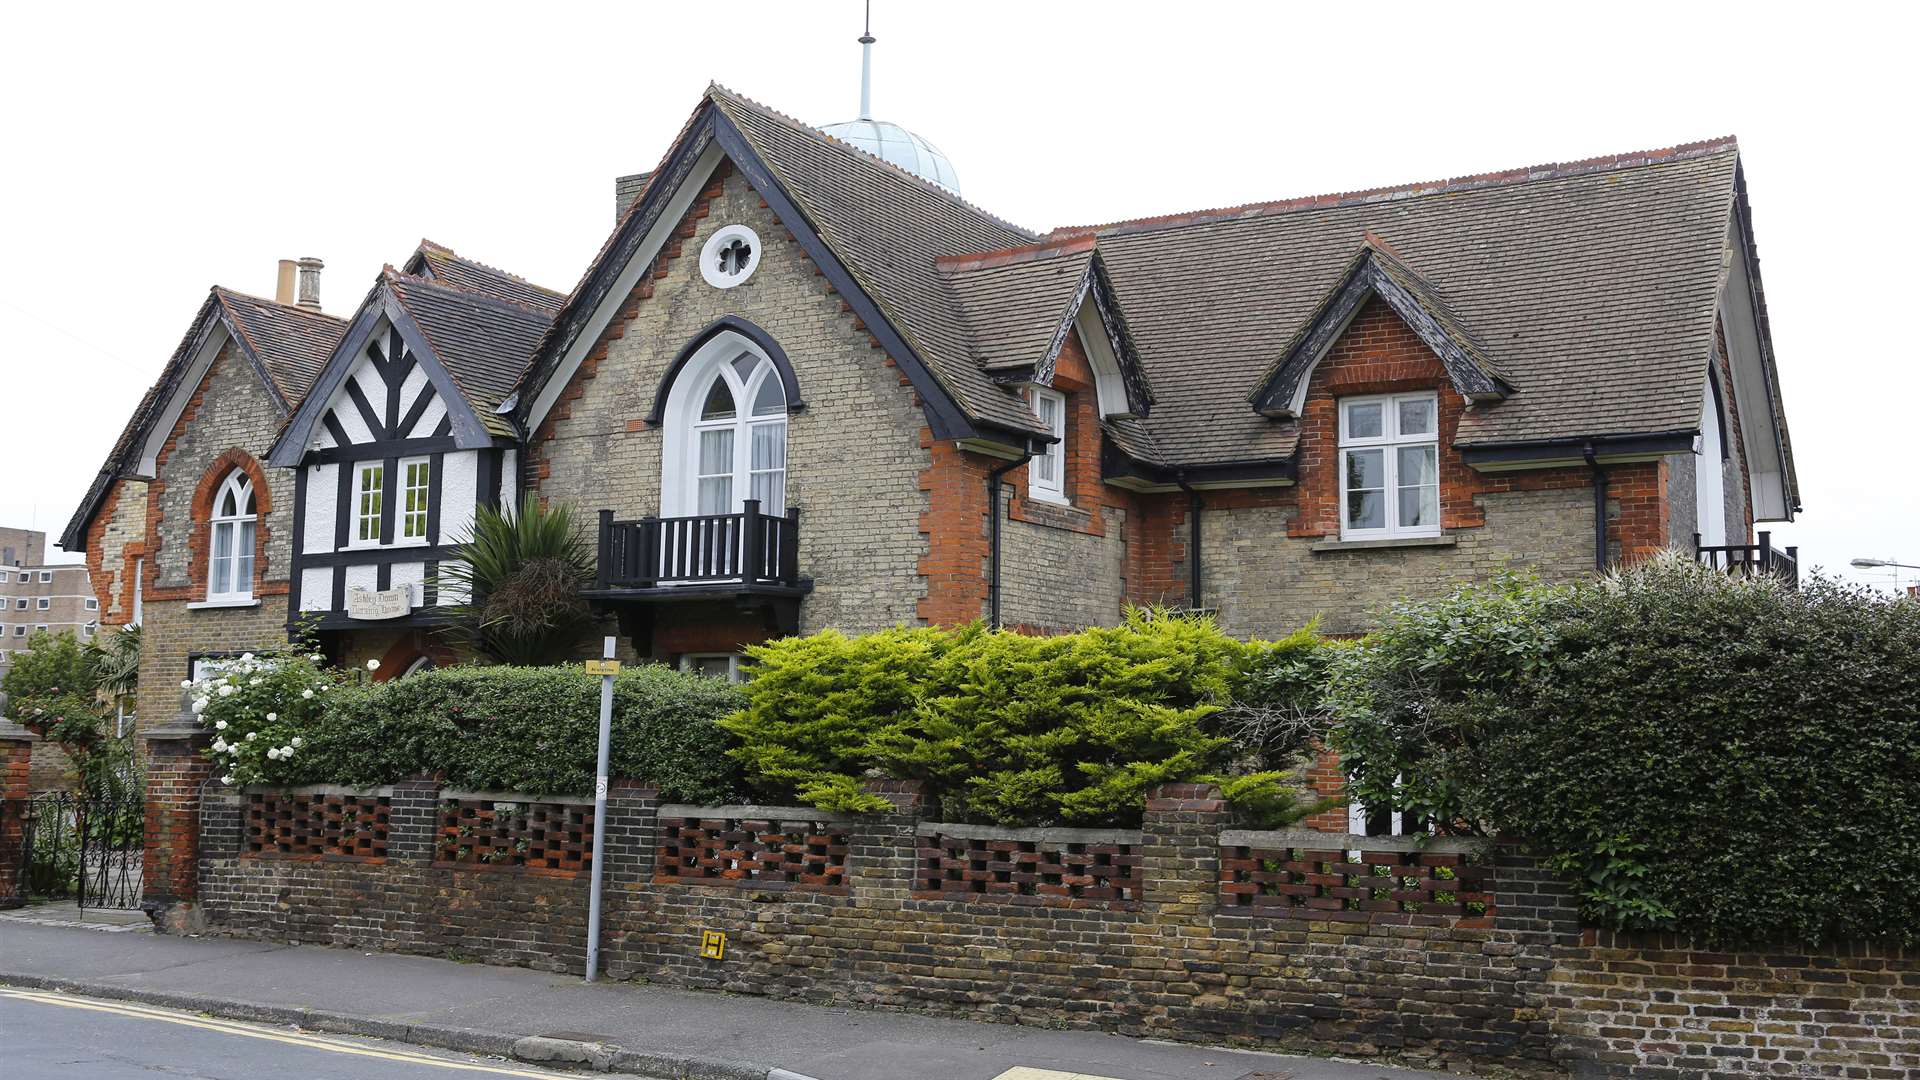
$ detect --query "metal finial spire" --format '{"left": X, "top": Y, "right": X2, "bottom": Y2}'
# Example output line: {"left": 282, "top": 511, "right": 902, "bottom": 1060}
{"left": 857, "top": 0, "right": 875, "bottom": 120}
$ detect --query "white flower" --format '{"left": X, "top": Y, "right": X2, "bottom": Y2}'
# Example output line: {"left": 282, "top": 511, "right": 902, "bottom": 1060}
{"left": 245, "top": 732, "right": 257, "bottom": 742}
{"left": 366, "top": 659, "right": 381, "bottom": 671}
{"left": 311, "top": 654, "right": 324, "bottom": 663}
{"left": 250, "top": 678, "right": 262, "bottom": 687}
{"left": 301, "top": 689, "right": 314, "bottom": 700}
{"left": 214, "top": 719, "right": 228, "bottom": 731}
{"left": 220, "top": 776, "right": 233, "bottom": 786}
{"left": 266, "top": 748, "right": 280, "bottom": 761}
{"left": 180, "top": 679, "right": 192, "bottom": 689}
{"left": 218, "top": 684, "right": 235, "bottom": 697}
{"left": 212, "top": 738, "right": 228, "bottom": 752}
{"left": 266, "top": 712, "right": 278, "bottom": 722}
{"left": 290, "top": 737, "right": 304, "bottom": 748}
{"left": 191, "top": 699, "right": 208, "bottom": 714}
{"left": 241, "top": 653, "right": 254, "bottom": 662}
{"left": 279, "top": 745, "right": 294, "bottom": 757}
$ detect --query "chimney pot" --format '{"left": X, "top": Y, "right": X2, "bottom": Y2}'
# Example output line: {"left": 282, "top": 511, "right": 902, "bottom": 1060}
{"left": 275, "top": 260, "right": 298, "bottom": 305}
{"left": 295, "top": 257, "right": 324, "bottom": 311}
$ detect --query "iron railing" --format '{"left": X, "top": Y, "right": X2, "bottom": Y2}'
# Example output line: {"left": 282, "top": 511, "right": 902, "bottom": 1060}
{"left": 1695, "top": 530, "right": 1799, "bottom": 587}
{"left": 596, "top": 501, "right": 802, "bottom": 589}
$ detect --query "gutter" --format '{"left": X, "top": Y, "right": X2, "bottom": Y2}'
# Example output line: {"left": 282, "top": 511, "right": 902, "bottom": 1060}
{"left": 1583, "top": 442, "right": 1608, "bottom": 571}
{"left": 986, "top": 445, "right": 1034, "bottom": 628}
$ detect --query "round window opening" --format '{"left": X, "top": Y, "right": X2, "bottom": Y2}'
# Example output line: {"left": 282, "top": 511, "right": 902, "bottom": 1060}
{"left": 700, "top": 225, "right": 762, "bottom": 289}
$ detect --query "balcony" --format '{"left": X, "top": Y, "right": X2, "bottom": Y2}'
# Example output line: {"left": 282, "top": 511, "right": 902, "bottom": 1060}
{"left": 1695, "top": 530, "right": 1799, "bottom": 587}
{"left": 583, "top": 499, "right": 802, "bottom": 611}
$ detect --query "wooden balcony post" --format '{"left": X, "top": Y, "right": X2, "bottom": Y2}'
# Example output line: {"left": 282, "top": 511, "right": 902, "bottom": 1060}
{"left": 1757, "top": 531, "right": 1773, "bottom": 579}
{"left": 781, "top": 507, "right": 801, "bottom": 586}
{"left": 741, "top": 499, "right": 762, "bottom": 582}
{"left": 639, "top": 516, "right": 659, "bottom": 587}
{"left": 596, "top": 510, "right": 613, "bottom": 589}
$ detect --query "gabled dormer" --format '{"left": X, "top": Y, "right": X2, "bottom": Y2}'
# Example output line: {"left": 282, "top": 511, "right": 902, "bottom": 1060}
{"left": 269, "top": 265, "right": 554, "bottom": 634}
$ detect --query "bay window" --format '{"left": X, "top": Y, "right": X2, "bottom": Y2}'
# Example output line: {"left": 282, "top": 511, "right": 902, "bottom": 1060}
{"left": 1338, "top": 392, "right": 1440, "bottom": 539}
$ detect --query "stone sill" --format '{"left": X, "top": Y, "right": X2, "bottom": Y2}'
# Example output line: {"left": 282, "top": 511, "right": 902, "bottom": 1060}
{"left": 186, "top": 599, "right": 262, "bottom": 610}
{"left": 1310, "top": 535, "right": 1457, "bottom": 554}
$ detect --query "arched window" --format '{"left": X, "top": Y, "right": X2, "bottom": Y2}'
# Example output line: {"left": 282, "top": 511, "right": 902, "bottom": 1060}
{"left": 663, "top": 337, "right": 787, "bottom": 517}
{"left": 208, "top": 471, "right": 257, "bottom": 602}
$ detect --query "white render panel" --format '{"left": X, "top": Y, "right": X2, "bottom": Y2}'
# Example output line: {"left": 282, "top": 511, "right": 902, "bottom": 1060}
{"left": 407, "top": 393, "right": 446, "bottom": 438}
{"left": 389, "top": 560, "right": 426, "bottom": 606}
{"left": 343, "top": 563, "right": 378, "bottom": 596}
{"left": 439, "top": 449, "right": 480, "bottom": 543}
{"left": 304, "top": 464, "right": 339, "bottom": 552}
{"left": 437, "top": 564, "right": 471, "bottom": 605}
{"left": 332, "top": 369, "right": 374, "bottom": 444}
{"left": 300, "top": 567, "right": 333, "bottom": 612}
{"left": 500, "top": 449, "right": 517, "bottom": 508}
{"left": 397, "top": 363, "right": 430, "bottom": 420}
{"left": 350, "top": 357, "right": 387, "bottom": 428}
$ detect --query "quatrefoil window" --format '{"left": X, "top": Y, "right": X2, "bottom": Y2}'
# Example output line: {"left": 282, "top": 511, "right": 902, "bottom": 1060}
{"left": 699, "top": 225, "right": 762, "bottom": 289}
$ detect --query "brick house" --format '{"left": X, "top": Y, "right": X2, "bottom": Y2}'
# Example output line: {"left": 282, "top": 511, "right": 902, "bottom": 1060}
{"left": 66, "top": 85, "right": 1798, "bottom": 712}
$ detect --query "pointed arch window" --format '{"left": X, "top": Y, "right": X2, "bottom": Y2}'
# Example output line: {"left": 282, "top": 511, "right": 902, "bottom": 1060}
{"left": 208, "top": 471, "right": 258, "bottom": 602}
{"left": 668, "top": 341, "right": 787, "bottom": 518}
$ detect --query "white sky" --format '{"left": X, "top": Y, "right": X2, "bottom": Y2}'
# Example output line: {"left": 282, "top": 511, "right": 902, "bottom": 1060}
{"left": 2, "top": 2, "right": 1914, "bottom": 591}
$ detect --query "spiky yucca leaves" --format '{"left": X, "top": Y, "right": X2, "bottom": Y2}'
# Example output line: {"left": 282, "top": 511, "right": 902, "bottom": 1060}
{"left": 87, "top": 622, "right": 142, "bottom": 701}
{"left": 435, "top": 496, "right": 597, "bottom": 666}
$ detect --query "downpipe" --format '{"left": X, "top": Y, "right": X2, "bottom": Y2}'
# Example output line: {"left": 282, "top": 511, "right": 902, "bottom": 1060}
{"left": 1583, "top": 442, "right": 1608, "bottom": 572}
{"left": 987, "top": 446, "right": 1034, "bottom": 629}
{"left": 1175, "top": 473, "right": 1203, "bottom": 611}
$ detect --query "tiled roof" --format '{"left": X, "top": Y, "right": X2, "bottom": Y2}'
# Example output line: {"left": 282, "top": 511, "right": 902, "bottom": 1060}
{"left": 405, "top": 240, "right": 566, "bottom": 314}
{"left": 386, "top": 271, "right": 553, "bottom": 436}
{"left": 1083, "top": 141, "right": 1744, "bottom": 464}
{"left": 213, "top": 289, "right": 347, "bottom": 404}
{"left": 938, "top": 238, "right": 1095, "bottom": 374}
{"left": 710, "top": 87, "right": 1049, "bottom": 435}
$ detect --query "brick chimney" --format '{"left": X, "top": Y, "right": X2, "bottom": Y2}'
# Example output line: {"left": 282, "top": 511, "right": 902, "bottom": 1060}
{"left": 275, "top": 260, "right": 298, "bottom": 305}
{"left": 295, "top": 257, "right": 324, "bottom": 311}
{"left": 614, "top": 172, "right": 651, "bottom": 224}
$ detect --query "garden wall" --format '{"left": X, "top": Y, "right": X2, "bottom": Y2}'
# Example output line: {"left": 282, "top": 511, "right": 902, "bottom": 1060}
{"left": 188, "top": 778, "right": 1919, "bottom": 1077}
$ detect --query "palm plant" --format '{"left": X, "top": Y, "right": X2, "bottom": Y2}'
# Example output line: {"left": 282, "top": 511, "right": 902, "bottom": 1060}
{"left": 434, "top": 495, "right": 598, "bottom": 665}
{"left": 87, "top": 622, "right": 142, "bottom": 701}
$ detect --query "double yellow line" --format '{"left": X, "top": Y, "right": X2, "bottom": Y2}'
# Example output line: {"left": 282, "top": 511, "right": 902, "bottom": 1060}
{"left": 0, "top": 986, "right": 586, "bottom": 1078}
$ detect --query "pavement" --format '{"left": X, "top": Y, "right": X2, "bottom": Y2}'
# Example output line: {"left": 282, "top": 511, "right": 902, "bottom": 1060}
{"left": 0, "top": 919, "right": 1472, "bottom": 1080}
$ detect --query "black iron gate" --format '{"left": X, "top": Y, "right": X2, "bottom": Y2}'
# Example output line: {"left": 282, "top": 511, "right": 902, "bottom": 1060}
{"left": 19, "top": 786, "right": 143, "bottom": 909}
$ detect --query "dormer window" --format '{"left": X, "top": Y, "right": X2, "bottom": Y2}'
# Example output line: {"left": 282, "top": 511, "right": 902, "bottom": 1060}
{"left": 208, "top": 471, "right": 258, "bottom": 601}
{"left": 1339, "top": 392, "right": 1439, "bottom": 540}
{"left": 699, "top": 225, "right": 762, "bottom": 289}
{"left": 1027, "top": 388, "right": 1068, "bottom": 504}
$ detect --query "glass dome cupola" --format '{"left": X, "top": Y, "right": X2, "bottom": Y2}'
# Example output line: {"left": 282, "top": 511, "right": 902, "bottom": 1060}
{"left": 818, "top": 7, "right": 961, "bottom": 193}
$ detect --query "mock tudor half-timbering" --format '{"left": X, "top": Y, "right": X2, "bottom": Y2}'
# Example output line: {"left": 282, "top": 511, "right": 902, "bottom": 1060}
{"left": 71, "top": 81, "right": 1801, "bottom": 689}
{"left": 269, "top": 257, "right": 558, "bottom": 646}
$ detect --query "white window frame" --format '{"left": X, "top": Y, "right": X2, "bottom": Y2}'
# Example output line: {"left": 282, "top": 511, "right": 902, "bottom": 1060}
{"left": 1027, "top": 387, "right": 1068, "bottom": 505}
{"left": 0, "top": 572, "right": 9, "bottom": 582}
{"left": 351, "top": 461, "right": 385, "bottom": 547}
{"left": 207, "top": 471, "right": 258, "bottom": 603}
{"left": 1337, "top": 392, "right": 1442, "bottom": 541}
{"left": 85, "top": 597, "right": 98, "bottom": 611}
{"left": 12, "top": 599, "right": 23, "bottom": 610}
{"left": 660, "top": 335, "right": 788, "bottom": 520}
{"left": 38, "top": 571, "right": 51, "bottom": 583}
{"left": 35, "top": 598, "right": 48, "bottom": 610}
{"left": 398, "top": 456, "right": 432, "bottom": 544}
{"left": 11, "top": 625, "right": 22, "bottom": 637}
{"left": 679, "top": 652, "right": 745, "bottom": 682}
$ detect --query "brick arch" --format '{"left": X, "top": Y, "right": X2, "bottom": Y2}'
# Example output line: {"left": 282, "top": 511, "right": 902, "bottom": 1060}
{"left": 185, "top": 449, "right": 274, "bottom": 601}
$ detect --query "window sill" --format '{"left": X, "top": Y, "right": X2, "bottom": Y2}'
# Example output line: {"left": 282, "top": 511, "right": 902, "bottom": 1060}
{"left": 186, "top": 599, "right": 262, "bottom": 610}
{"left": 1311, "top": 535, "right": 1456, "bottom": 554}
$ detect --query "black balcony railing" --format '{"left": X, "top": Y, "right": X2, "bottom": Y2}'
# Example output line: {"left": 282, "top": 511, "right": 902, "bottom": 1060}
{"left": 1695, "top": 530, "right": 1798, "bottom": 587}
{"left": 596, "top": 501, "right": 802, "bottom": 590}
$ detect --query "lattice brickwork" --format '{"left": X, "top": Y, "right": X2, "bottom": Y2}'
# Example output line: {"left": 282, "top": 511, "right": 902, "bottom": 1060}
{"left": 916, "top": 834, "right": 1140, "bottom": 906}
{"left": 655, "top": 816, "right": 849, "bottom": 892}
{"left": 1220, "top": 844, "right": 1495, "bottom": 924}
{"left": 436, "top": 799, "right": 592, "bottom": 874}
{"left": 245, "top": 792, "right": 389, "bottom": 861}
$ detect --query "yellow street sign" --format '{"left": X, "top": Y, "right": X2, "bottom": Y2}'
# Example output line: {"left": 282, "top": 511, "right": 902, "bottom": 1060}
{"left": 584, "top": 659, "right": 621, "bottom": 676}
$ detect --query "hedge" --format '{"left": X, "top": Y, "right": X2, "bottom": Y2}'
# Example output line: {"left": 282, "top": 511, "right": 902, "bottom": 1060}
{"left": 196, "top": 659, "right": 743, "bottom": 804}
{"left": 1333, "top": 556, "right": 1920, "bottom": 947}
{"left": 721, "top": 612, "right": 1331, "bottom": 827}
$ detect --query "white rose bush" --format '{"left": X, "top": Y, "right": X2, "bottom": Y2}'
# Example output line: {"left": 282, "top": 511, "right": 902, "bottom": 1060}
{"left": 190, "top": 650, "right": 347, "bottom": 786}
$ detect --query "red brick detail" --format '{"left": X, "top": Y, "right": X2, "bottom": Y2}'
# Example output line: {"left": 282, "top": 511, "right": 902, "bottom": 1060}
{"left": 1008, "top": 331, "right": 1121, "bottom": 538}
{"left": 83, "top": 478, "right": 131, "bottom": 622}
{"left": 246, "top": 791, "right": 390, "bottom": 861}
{"left": 1302, "top": 747, "right": 1351, "bottom": 832}
{"left": 1220, "top": 843, "right": 1496, "bottom": 927}
{"left": 1607, "top": 460, "right": 1667, "bottom": 565}
{"left": 916, "top": 427, "right": 993, "bottom": 626}
{"left": 143, "top": 734, "right": 213, "bottom": 914}
{"left": 436, "top": 798, "right": 593, "bottom": 877}
{"left": 148, "top": 445, "right": 285, "bottom": 603}
{"left": 1123, "top": 492, "right": 1189, "bottom": 609}
{"left": 0, "top": 739, "right": 29, "bottom": 907}
{"left": 914, "top": 832, "right": 1141, "bottom": 908}
{"left": 655, "top": 815, "right": 850, "bottom": 893}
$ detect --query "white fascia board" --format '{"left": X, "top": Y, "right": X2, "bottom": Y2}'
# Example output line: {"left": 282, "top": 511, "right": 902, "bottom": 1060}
{"left": 525, "top": 141, "right": 727, "bottom": 434}
{"left": 1718, "top": 217, "right": 1790, "bottom": 522}
{"left": 135, "top": 322, "right": 231, "bottom": 478}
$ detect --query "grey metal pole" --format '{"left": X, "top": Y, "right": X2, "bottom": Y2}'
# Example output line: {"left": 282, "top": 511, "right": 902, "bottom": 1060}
{"left": 584, "top": 635, "right": 617, "bottom": 982}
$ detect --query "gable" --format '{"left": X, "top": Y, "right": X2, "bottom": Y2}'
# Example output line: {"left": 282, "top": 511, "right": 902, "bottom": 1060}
{"left": 305, "top": 320, "right": 453, "bottom": 457}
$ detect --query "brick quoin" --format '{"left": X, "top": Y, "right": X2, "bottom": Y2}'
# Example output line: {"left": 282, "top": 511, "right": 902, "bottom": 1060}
{"left": 916, "top": 428, "right": 994, "bottom": 625}
{"left": 142, "top": 728, "right": 213, "bottom": 931}
{"left": 0, "top": 734, "right": 29, "bottom": 908}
